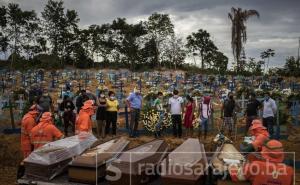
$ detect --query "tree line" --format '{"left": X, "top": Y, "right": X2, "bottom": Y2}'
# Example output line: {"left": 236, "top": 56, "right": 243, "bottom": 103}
{"left": 0, "top": 0, "right": 229, "bottom": 72}
{"left": 0, "top": 1, "right": 298, "bottom": 76}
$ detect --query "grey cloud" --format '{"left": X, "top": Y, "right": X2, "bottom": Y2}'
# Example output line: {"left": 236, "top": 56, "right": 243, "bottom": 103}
{"left": 1, "top": 0, "right": 300, "bottom": 67}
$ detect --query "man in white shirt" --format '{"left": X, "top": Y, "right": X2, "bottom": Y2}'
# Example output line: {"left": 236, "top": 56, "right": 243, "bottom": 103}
{"left": 168, "top": 89, "right": 184, "bottom": 138}
{"left": 262, "top": 92, "right": 277, "bottom": 138}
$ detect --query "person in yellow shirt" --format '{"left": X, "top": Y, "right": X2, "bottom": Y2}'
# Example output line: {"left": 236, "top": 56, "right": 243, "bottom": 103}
{"left": 106, "top": 91, "right": 119, "bottom": 137}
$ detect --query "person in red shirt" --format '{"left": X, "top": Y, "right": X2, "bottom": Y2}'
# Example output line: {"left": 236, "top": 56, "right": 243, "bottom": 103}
{"left": 75, "top": 100, "right": 95, "bottom": 134}
{"left": 30, "top": 112, "right": 64, "bottom": 150}
{"left": 229, "top": 140, "right": 294, "bottom": 185}
{"left": 20, "top": 105, "right": 39, "bottom": 158}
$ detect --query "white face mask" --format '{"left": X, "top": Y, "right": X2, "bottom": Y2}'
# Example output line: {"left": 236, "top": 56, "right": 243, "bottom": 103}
{"left": 100, "top": 94, "right": 105, "bottom": 98}
{"left": 110, "top": 96, "right": 115, "bottom": 100}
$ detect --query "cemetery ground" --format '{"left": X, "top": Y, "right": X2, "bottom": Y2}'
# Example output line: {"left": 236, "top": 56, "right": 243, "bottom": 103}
{"left": 1, "top": 107, "right": 300, "bottom": 184}
{"left": 0, "top": 69, "right": 300, "bottom": 184}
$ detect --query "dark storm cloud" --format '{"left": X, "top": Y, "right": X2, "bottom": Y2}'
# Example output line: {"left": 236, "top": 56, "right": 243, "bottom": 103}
{"left": 1, "top": 0, "right": 300, "bottom": 67}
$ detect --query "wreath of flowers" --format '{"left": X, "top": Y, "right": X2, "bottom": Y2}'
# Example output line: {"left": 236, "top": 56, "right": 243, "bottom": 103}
{"left": 142, "top": 109, "right": 172, "bottom": 132}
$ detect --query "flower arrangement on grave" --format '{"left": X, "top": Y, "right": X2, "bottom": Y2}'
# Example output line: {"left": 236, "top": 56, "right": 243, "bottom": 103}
{"left": 192, "top": 114, "right": 200, "bottom": 129}
{"left": 236, "top": 86, "right": 252, "bottom": 98}
{"left": 286, "top": 92, "right": 300, "bottom": 103}
{"left": 192, "top": 89, "right": 202, "bottom": 97}
{"left": 270, "top": 89, "right": 283, "bottom": 100}
{"left": 143, "top": 91, "right": 157, "bottom": 102}
{"left": 142, "top": 108, "right": 172, "bottom": 132}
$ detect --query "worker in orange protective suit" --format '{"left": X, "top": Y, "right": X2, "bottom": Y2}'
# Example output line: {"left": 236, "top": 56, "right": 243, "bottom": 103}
{"left": 241, "top": 119, "right": 270, "bottom": 153}
{"left": 30, "top": 112, "right": 64, "bottom": 150}
{"left": 20, "top": 105, "right": 40, "bottom": 158}
{"left": 229, "top": 140, "right": 294, "bottom": 185}
{"left": 75, "top": 100, "right": 95, "bottom": 134}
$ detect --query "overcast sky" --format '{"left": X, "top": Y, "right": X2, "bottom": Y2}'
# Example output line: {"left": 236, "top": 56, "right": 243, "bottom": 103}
{"left": 1, "top": 0, "right": 300, "bottom": 68}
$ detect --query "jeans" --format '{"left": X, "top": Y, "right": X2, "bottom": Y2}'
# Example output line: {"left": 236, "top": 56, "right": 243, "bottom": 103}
{"left": 130, "top": 108, "right": 140, "bottom": 137}
{"left": 171, "top": 114, "right": 182, "bottom": 137}
{"left": 263, "top": 117, "right": 274, "bottom": 137}
{"left": 201, "top": 118, "right": 209, "bottom": 134}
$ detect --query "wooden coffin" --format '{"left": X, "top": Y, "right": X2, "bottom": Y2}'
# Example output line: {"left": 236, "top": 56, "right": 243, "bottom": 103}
{"left": 24, "top": 158, "right": 72, "bottom": 180}
{"left": 107, "top": 139, "right": 168, "bottom": 185}
{"left": 68, "top": 137, "right": 129, "bottom": 184}
{"left": 160, "top": 138, "right": 208, "bottom": 185}
{"left": 210, "top": 143, "right": 245, "bottom": 174}
{"left": 24, "top": 133, "right": 97, "bottom": 180}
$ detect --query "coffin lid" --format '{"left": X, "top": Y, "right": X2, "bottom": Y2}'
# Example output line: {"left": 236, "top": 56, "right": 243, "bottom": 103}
{"left": 70, "top": 137, "right": 129, "bottom": 167}
{"left": 108, "top": 139, "right": 168, "bottom": 175}
{"left": 160, "top": 138, "right": 208, "bottom": 182}
{"left": 24, "top": 132, "right": 97, "bottom": 165}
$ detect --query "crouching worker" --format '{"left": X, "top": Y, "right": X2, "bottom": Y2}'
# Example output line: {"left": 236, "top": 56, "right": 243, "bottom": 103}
{"left": 229, "top": 140, "right": 294, "bottom": 185}
{"left": 241, "top": 119, "right": 269, "bottom": 154}
{"left": 75, "top": 100, "right": 95, "bottom": 134}
{"left": 31, "top": 112, "right": 64, "bottom": 150}
{"left": 21, "top": 105, "right": 40, "bottom": 158}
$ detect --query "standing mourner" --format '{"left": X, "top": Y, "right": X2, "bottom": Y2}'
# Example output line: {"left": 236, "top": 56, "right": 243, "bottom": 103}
{"left": 245, "top": 92, "right": 262, "bottom": 135}
{"left": 59, "top": 95, "right": 75, "bottom": 136}
{"left": 96, "top": 90, "right": 107, "bottom": 138}
{"left": 198, "top": 96, "right": 213, "bottom": 139}
{"left": 36, "top": 89, "right": 53, "bottom": 112}
{"left": 62, "top": 86, "right": 74, "bottom": 100}
{"left": 126, "top": 88, "right": 143, "bottom": 138}
{"left": 20, "top": 105, "right": 39, "bottom": 158}
{"left": 168, "top": 89, "right": 184, "bottom": 138}
{"left": 153, "top": 92, "right": 164, "bottom": 138}
{"left": 28, "top": 85, "right": 42, "bottom": 104}
{"left": 221, "top": 92, "right": 237, "bottom": 136}
{"left": 75, "top": 90, "right": 89, "bottom": 113}
{"left": 105, "top": 91, "right": 119, "bottom": 137}
{"left": 262, "top": 92, "right": 277, "bottom": 138}
{"left": 183, "top": 95, "right": 195, "bottom": 137}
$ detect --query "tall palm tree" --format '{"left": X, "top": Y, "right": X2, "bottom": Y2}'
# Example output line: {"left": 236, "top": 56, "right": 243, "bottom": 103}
{"left": 260, "top": 49, "right": 275, "bottom": 74}
{"left": 228, "top": 7, "right": 259, "bottom": 72}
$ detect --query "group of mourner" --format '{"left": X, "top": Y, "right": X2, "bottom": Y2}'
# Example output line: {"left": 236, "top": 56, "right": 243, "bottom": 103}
{"left": 20, "top": 84, "right": 294, "bottom": 185}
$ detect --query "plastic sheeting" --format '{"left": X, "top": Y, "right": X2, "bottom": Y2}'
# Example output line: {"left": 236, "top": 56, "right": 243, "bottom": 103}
{"left": 24, "top": 132, "right": 97, "bottom": 165}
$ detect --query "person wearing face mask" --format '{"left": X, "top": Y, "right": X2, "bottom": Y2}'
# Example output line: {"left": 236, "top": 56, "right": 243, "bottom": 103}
{"left": 75, "top": 100, "right": 95, "bottom": 134}
{"left": 221, "top": 92, "right": 237, "bottom": 136}
{"left": 245, "top": 92, "right": 262, "bottom": 136}
{"left": 36, "top": 88, "right": 53, "bottom": 112}
{"left": 30, "top": 112, "right": 64, "bottom": 150}
{"left": 59, "top": 95, "right": 75, "bottom": 136}
{"left": 106, "top": 91, "right": 119, "bottom": 137}
{"left": 168, "top": 89, "right": 184, "bottom": 138}
{"left": 96, "top": 90, "right": 107, "bottom": 138}
{"left": 62, "top": 86, "right": 74, "bottom": 100}
{"left": 262, "top": 92, "right": 277, "bottom": 138}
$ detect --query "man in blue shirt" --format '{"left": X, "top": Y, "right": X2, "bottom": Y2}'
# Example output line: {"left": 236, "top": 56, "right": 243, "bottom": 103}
{"left": 126, "top": 88, "right": 143, "bottom": 137}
